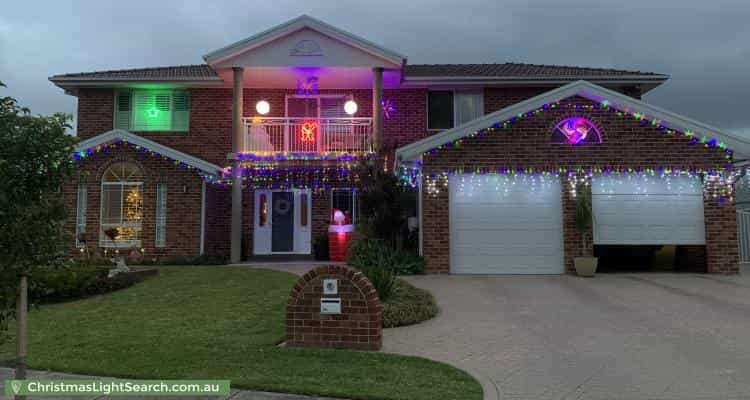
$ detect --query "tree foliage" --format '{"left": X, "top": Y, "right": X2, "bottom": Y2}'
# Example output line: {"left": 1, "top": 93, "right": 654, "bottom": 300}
{"left": 354, "top": 158, "right": 417, "bottom": 248}
{"left": 0, "top": 82, "right": 75, "bottom": 342}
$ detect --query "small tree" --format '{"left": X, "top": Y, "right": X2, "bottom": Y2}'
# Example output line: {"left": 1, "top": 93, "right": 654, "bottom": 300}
{"left": 354, "top": 157, "right": 416, "bottom": 250}
{"left": 0, "top": 82, "right": 75, "bottom": 384}
{"left": 575, "top": 184, "right": 593, "bottom": 256}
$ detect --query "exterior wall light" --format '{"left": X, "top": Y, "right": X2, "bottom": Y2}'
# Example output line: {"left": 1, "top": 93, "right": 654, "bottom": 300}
{"left": 256, "top": 100, "right": 270, "bottom": 115}
{"left": 344, "top": 100, "right": 358, "bottom": 115}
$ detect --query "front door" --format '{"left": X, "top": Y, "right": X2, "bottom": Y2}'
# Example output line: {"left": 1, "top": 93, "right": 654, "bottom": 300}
{"left": 271, "top": 192, "right": 294, "bottom": 252}
{"left": 253, "top": 189, "right": 312, "bottom": 255}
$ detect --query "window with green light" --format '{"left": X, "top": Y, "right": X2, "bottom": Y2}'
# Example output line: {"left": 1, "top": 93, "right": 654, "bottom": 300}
{"left": 115, "top": 89, "right": 190, "bottom": 132}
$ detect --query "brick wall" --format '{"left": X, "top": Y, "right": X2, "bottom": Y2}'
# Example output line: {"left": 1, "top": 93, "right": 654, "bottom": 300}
{"left": 63, "top": 145, "right": 204, "bottom": 258}
{"left": 286, "top": 265, "right": 382, "bottom": 350}
{"left": 422, "top": 95, "right": 738, "bottom": 274}
{"left": 76, "top": 87, "right": 433, "bottom": 166}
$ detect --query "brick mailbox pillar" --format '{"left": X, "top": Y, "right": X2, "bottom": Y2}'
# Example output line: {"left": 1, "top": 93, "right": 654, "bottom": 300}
{"left": 286, "top": 265, "right": 382, "bottom": 350}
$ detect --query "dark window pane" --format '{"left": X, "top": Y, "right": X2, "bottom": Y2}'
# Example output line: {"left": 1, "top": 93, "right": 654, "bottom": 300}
{"left": 427, "top": 91, "right": 454, "bottom": 130}
{"left": 331, "top": 189, "right": 357, "bottom": 224}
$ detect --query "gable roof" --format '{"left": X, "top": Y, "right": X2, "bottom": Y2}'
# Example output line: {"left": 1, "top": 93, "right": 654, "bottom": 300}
{"left": 396, "top": 80, "right": 750, "bottom": 162}
{"left": 203, "top": 15, "right": 406, "bottom": 66}
{"left": 50, "top": 64, "right": 219, "bottom": 81}
{"left": 74, "top": 129, "right": 224, "bottom": 176}
{"left": 404, "top": 63, "right": 664, "bottom": 78}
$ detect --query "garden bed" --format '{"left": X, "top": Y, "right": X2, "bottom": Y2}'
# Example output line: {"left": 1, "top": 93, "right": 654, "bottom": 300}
{"left": 383, "top": 279, "right": 439, "bottom": 328}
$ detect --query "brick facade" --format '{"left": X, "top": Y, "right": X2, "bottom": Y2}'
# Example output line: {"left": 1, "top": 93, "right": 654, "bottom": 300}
{"left": 421, "top": 95, "right": 738, "bottom": 274}
{"left": 286, "top": 265, "right": 382, "bottom": 350}
{"left": 70, "top": 87, "right": 737, "bottom": 273}
{"left": 76, "top": 87, "right": 433, "bottom": 166}
{"left": 63, "top": 145, "right": 204, "bottom": 258}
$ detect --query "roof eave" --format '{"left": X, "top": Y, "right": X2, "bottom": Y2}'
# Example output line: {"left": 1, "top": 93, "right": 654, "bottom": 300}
{"left": 74, "top": 129, "right": 224, "bottom": 176}
{"left": 395, "top": 79, "right": 749, "bottom": 163}
{"left": 400, "top": 75, "right": 669, "bottom": 88}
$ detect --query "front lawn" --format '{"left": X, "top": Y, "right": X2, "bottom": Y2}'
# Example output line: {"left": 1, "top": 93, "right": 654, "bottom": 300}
{"left": 0, "top": 267, "right": 481, "bottom": 400}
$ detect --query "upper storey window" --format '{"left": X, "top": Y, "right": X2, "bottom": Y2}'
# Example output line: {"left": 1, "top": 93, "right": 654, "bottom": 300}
{"left": 427, "top": 90, "right": 484, "bottom": 130}
{"left": 115, "top": 89, "right": 190, "bottom": 132}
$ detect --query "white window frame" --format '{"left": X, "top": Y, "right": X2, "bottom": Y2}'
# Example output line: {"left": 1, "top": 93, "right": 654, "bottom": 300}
{"left": 155, "top": 183, "right": 167, "bottom": 247}
{"left": 330, "top": 188, "right": 358, "bottom": 224}
{"left": 99, "top": 181, "right": 143, "bottom": 248}
{"left": 75, "top": 183, "right": 87, "bottom": 248}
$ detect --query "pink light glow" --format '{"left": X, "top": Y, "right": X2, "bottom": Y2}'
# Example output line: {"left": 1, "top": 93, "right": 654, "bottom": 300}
{"left": 555, "top": 117, "right": 601, "bottom": 144}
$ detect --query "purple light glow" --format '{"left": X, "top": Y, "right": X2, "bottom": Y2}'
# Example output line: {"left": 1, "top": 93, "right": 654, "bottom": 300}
{"left": 554, "top": 117, "right": 602, "bottom": 144}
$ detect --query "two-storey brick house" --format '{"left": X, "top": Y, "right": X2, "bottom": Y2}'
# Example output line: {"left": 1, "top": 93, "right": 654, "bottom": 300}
{"left": 52, "top": 15, "right": 748, "bottom": 274}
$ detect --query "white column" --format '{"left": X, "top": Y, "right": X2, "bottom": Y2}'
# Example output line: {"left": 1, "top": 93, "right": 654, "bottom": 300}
{"left": 372, "top": 67, "right": 384, "bottom": 152}
{"left": 230, "top": 67, "right": 244, "bottom": 263}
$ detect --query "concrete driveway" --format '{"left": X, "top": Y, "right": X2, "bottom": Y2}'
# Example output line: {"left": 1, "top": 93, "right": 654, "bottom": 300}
{"left": 383, "top": 273, "right": 750, "bottom": 400}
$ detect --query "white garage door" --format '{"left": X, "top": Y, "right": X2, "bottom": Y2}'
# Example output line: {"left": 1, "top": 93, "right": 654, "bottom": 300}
{"left": 592, "top": 174, "right": 705, "bottom": 245}
{"left": 449, "top": 174, "right": 564, "bottom": 274}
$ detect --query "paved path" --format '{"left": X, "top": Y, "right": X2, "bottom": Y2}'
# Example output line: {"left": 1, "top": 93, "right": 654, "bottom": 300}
{"left": 0, "top": 367, "right": 344, "bottom": 400}
{"left": 383, "top": 273, "right": 750, "bottom": 400}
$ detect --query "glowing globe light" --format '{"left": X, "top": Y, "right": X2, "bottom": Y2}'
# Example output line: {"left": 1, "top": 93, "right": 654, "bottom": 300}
{"left": 256, "top": 100, "right": 270, "bottom": 115}
{"left": 344, "top": 100, "right": 358, "bottom": 115}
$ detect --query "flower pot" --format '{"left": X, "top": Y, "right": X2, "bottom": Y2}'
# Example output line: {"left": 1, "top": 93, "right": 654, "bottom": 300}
{"left": 574, "top": 257, "right": 598, "bottom": 277}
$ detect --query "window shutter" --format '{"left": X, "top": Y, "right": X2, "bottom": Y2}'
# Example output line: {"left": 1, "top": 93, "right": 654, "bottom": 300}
{"left": 75, "top": 184, "right": 87, "bottom": 247}
{"left": 155, "top": 184, "right": 167, "bottom": 247}
{"left": 114, "top": 91, "right": 132, "bottom": 130}
{"left": 132, "top": 91, "right": 173, "bottom": 131}
{"left": 171, "top": 91, "right": 190, "bottom": 131}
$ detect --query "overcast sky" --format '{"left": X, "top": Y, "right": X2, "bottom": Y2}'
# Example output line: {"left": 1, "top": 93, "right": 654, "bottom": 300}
{"left": 1, "top": 0, "right": 749, "bottom": 136}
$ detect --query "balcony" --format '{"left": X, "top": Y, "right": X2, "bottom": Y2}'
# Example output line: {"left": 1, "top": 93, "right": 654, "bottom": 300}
{"left": 242, "top": 117, "right": 373, "bottom": 156}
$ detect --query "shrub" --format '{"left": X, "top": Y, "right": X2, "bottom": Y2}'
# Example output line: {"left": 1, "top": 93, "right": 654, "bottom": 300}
{"left": 27, "top": 263, "right": 156, "bottom": 304}
{"left": 391, "top": 250, "right": 425, "bottom": 275}
{"left": 28, "top": 264, "right": 104, "bottom": 302}
{"left": 347, "top": 232, "right": 425, "bottom": 276}
{"left": 382, "top": 279, "right": 439, "bottom": 328}
{"left": 313, "top": 233, "right": 329, "bottom": 261}
{"left": 360, "top": 264, "right": 396, "bottom": 302}
{"left": 190, "top": 255, "right": 228, "bottom": 265}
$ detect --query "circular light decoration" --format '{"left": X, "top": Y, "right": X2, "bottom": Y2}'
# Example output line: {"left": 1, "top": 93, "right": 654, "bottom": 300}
{"left": 552, "top": 117, "right": 602, "bottom": 144}
{"left": 344, "top": 100, "right": 358, "bottom": 115}
{"left": 256, "top": 100, "right": 270, "bottom": 115}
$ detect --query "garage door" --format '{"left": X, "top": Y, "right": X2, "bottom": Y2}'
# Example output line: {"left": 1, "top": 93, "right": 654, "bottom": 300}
{"left": 592, "top": 174, "right": 705, "bottom": 244}
{"left": 449, "top": 174, "right": 564, "bottom": 274}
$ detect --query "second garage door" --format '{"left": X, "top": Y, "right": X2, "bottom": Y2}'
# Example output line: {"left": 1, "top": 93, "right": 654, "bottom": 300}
{"left": 449, "top": 174, "right": 564, "bottom": 274}
{"left": 592, "top": 174, "right": 705, "bottom": 245}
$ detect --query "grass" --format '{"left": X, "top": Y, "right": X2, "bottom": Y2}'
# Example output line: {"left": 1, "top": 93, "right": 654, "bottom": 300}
{"left": 0, "top": 267, "right": 481, "bottom": 400}
{"left": 383, "top": 280, "right": 439, "bottom": 328}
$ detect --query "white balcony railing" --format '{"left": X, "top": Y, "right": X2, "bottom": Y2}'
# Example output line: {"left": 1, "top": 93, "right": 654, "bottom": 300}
{"left": 243, "top": 117, "right": 373, "bottom": 155}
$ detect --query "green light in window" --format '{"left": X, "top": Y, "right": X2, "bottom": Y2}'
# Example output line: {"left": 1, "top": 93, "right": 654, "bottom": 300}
{"left": 146, "top": 107, "right": 160, "bottom": 118}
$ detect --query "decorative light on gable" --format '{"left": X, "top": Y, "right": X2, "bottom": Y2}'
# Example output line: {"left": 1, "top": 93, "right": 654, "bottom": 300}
{"left": 553, "top": 117, "right": 601, "bottom": 144}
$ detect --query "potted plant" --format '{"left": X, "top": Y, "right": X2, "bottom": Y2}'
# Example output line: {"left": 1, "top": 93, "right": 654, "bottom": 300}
{"left": 574, "top": 184, "right": 598, "bottom": 277}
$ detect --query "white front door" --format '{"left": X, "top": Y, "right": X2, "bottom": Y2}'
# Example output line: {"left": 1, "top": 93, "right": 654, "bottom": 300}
{"left": 253, "top": 189, "right": 312, "bottom": 255}
{"left": 592, "top": 174, "right": 705, "bottom": 245}
{"left": 449, "top": 174, "right": 564, "bottom": 274}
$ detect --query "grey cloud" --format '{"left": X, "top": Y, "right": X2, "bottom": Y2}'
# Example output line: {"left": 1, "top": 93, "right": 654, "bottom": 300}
{"left": 1, "top": 0, "right": 749, "bottom": 133}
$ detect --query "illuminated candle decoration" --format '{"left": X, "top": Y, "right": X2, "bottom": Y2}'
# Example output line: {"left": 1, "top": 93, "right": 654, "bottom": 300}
{"left": 553, "top": 117, "right": 601, "bottom": 144}
{"left": 256, "top": 100, "right": 270, "bottom": 115}
{"left": 301, "top": 121, "right": 317, "bottom": 142}
{"left": 344, "top": 100, "right": 358, "bottom": 115}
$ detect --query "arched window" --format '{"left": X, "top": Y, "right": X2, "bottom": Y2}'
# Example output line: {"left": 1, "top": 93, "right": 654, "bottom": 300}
{"left": 100, "top": 162, "right": 144, "bottom": 248}
{"left": 551, "top": 117, "right": 602, "bottom": 144}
